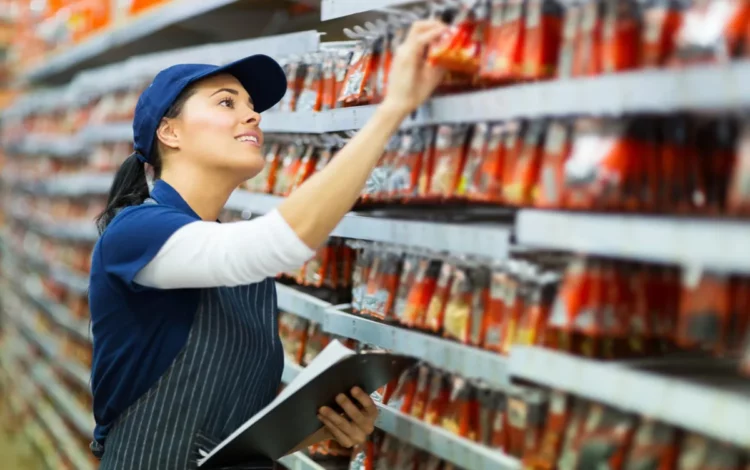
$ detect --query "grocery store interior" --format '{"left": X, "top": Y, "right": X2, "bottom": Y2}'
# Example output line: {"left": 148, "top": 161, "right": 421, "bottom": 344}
{"left": 2, "top": 0, "right": 750, "bottom": 469}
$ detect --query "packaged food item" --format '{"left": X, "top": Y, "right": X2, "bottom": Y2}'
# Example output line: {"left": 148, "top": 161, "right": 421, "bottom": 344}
{"left": 393, "top": 442, "right": 419, "bottom": 470}
{"left": 490, "top": 391, "right": 509, "bottom": 451}
{"left": 429, "top": 1, "right": 488, "bottom": 75}
{"left": 393, "top": 255, "right": 419, "bottom": 324}
{"left": 417, "top": 127, "right": 438, "bottom": 200}
{"left": 245, "top": 142, "right": 280, "bottom": 193}
{"left": 557, "top": 3, "right": 583, "bottom": 78}
{"left": 410, "top": 364, "right": 432, "bottom": 421}
{"left": 477, "top": 386, "right": 497, "bottom": 446}
{"left": 501, "top": 120, "right": 524, "bottom": 200}
{"left": 527, "top": 390, "right": 572, "bottom": 469}
{"left": 273, "top": 142, "right": 305, "bottom": 196}
{"left": 424, "top": 371, "right": 451, "bottom": 426}
{"left": 353, "top": 247, "right": 375, "bottom": 314}
{"left": 545, "top": 257, "right": 589, "bottom": 352}
{"left": 536, "top": 120, "right": 572, "bottom": 208}
{"left": 623, "top": 419, "right": 679, "bottom": 470}
{"left": 484, "top": 266, "right": 510, "bottom": 353}
{"left": 303, "top": 244, "right": 335, "bottom": 288}
{"left": 467, "top": 122, "right": 506, "bottom": 203}
{"left": 702, "top": 119, "right": 738, "bottom": 214}
{"left": 640, "top": 0, "right": 684, "bottom": 67}
{"left": 506, "top": 386, "right": 547, "bottom": 459}
{"left": 364, "top": 251, "right": 403, "bottom": 321}
{"left": 574, "top": 404, "right": 636, "bottom": 470}
{"left": 388, "top": 128, "right": 430, "bottom": 200}
{"left": 659, "top": 117, "right": 691, "bottom": 212}
{"left": 424, "top": 263, "right": 457, "bottom": 333}
{"left": 516, "top": 269, "right": 561, "bottom": 347}
{"left": 602, "top": 0, "right": 642, "bottom": 73}
{"left": 374, "top": 435, "right": 399, "bottom": 470}
{"left": 443, "top": 267, "right": 474, "bottom": 343}
{"left": 402, "top": 258, "right": 442, "bottom": 329}
{"left": 297, "top": 58, "right": 323, "bottom": 112}
{"left": 339, "top": 40, "right": 380, "bottom": 107}
{"left": 573, "top": 0, "right": 606, "bottom": 76}
{"left": 457, "top": 123, "right": 490, "bottom": 199}
{"left": 291, "top": 144, "right": 318, "bottom": 192}
{"left": 505, "top": 120, "right": 546, "bottom": 206}
{"left": 727, "top": 118, "right": 750, "bottom": 214}
{"left": 676, "top": 433, "right": 744, "bottom": 470}
{"left": 677, "top": 269, "right": 732, "bottom": 355}
{"left": 387, "top": 366, "right": 418, "bottom": 414}
{"left": 278, "top": 313, "right": 310, "bottom": 364}
{"left": 429, "top": 125, "right": 471, "bottom": 199}
{"left": 279, "top": 59, "right": 307, "bottom": 112}
{"left": 364, "top": 135, "right": 401, "bottom": 203}
{"left": 481, "top": 0, "right": 526, "bottom": 83}
{"left": 523, "top": 0, "right": 564, "bottom": 79}
{"left": 321, "top": 52, "right": 339, "bottom": 112}
{"left": 729, "top": 277, "right": 750, "bottom": 355}
{"left": 672, "top": 0, "right": 750, "bottom": 65}
{"left": 440, "top": 377, "right": 479, "bottom": 440}
{"left": 303, "top": 323, "right": 330, "bottom": 366}
{"left": 500, "top": 261, "right": 525, "bottom": 355}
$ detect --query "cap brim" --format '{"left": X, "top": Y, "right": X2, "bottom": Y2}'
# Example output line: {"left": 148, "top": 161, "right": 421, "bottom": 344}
{"left": 211, "top": 54, "right": 287, "bottom": 113}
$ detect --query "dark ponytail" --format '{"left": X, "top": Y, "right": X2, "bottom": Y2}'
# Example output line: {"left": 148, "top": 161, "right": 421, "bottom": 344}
{"left": 95, "top": 87, "right": 195, "bottom": 234}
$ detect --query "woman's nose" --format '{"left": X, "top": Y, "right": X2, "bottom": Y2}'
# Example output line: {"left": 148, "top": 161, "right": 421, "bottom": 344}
{"left": 243, "top": 107, "right": 261, "bottom": 126}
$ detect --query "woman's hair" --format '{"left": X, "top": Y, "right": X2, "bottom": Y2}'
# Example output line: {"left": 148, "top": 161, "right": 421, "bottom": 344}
{"left": 95, "top": 88, "right": 194, "bottom": 234}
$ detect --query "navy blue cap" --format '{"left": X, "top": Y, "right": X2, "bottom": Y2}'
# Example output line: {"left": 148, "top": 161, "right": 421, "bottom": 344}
{"left": 132, "top": 54, "right": 287, "bottom": 163}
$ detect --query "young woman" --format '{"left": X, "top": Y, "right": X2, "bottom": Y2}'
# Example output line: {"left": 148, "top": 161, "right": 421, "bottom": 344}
{"left": 88, "top": 20, "right": 447, "bottom": 470}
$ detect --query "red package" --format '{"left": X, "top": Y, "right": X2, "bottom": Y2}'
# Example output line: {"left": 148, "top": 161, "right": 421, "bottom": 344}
{"left": 388, "top": 128, "right": 430, "bottom": 200}
{"left": 501, "top": 120, "right": 524, "bottom": 202}
{"left": 443, "top": 267, "right": 474, "bottom": 343}
{"left": 441, "top": 377, "right": 480, "bottom": 441}
{"left": 526, "top": 390, "right": 572, "bottom": 469}
{"left": 659, "top": 117, "right": 692, "bottom": 212}
{"left": 485, "top": 266, "right": 510, "bottom": 353}
{"left": 273, "top": 143, "right": 305, "bottom": 196}
{"left": 338, "top": 41, "right": 378, "bottom": 107}
{"left": 491, "top": 391, "right": 509, "bottom": 451}
{"left": 374, "top": 435, "right": 399, "bottom": 470}
{"left": 424, "top": 263, "right": 456, "bottom": 333}
{"left": 429, "top": 124, "right": 471, "bottom": 199}
{"left": 701, "top": 119, "right": 738, "bottom": 214}
{"left": 623, "top": 419, "right": 680, "bottom": 470}
{"left": 505, "top": 120, "right": 546, "bottom": 207}
{"left": 557, "top": 400, "right": 591, "bottom": 468}
{"left": 291, "top": 145, "right": 318, "bottom": 192}
{"left": 457, "top": 123, "right": 490, "bottom": 199}
{"left": 366, "top": 252, "right": 403, "bottom": 321}
{"left": 402, "top": 259, "right": 442, "bottom": 329}
{"left": 279, "top": 60, "right": 307, "bottom": 112}
{"left": 640, "top": 0, "right": 684, "bottom": 67}
{"left": 573, "top": 0, "right": 606, "bottom": 76}
{"left": 393, "top": 255, "right": 419, "bottom": 325}
{"left": 557, "top": 3, "right": 583, "bottom": 78}
{"left": 353, "top": 248, "right": 375, "bottom": 314}
{"left": 602, "top": 0, "right": 642, "bottom": 73}
{"left": 467, "top": 122, "right": 506, "bottom": 203}
{"left": 481, "top": 0, "right": 526, "bottom": 83}
{"left": 364, "top": 135, "right": 401, "bottom": 203}
{"left": 417, "top": 127, "right": 438, "bottom": 200}
{"left": 523, "top": 0, "right": 564, "bottom": 80}
{"left": 393, "top": 442, "right": 419, "bottom": 470}
{"left": 321, "top": 52, "right": 338, "bottom": 111}
{"left": 424, "top": 372, "right": 451, "bottom": 426}
{"left": 672, "top": 0, "right": 750, "bottom": 65}
{"left": 727, "top": 118, "right": 750, "bottom": 214}
{"left": 410, "top": 364, "right": 432, "bottom": 421}
{"left": 676, "top": 269, "right": 732, "bottom": 355}
{"left": 536, "top": 120, "right": 572, "bottom": 208}
{"left": 516, "top": 269, "right": 561, "bottom": 347}
{"left": 506, "top": 386, "right": 547, "bottom": 458}
{"left": 575, "top": 404, "right": 636, "bottom": 470}
{"left": 387, "top": 367, "right": 418, "bottom": 414}
{"left": 477, "top": 386, "right": 497, "bottom": 446}
{"left": 246, "top": 142, "right": 280, "bottom": 194}
{"left": 729, "top": 277, "right": 750, "bottom": 355}
{"left": 297, "top": 59, "right": 323, "bottom": 112}
{"left": 545, "top": 257, "right": 590, "bottom": 352}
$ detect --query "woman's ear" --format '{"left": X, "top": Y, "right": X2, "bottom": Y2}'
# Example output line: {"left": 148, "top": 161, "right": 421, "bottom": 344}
{"left": 155, "top": 118, "right": 180, "bottom": 150}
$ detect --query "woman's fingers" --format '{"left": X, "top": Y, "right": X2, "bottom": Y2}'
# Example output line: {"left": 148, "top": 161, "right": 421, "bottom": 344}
{"left": 335, "top": 393, "right": 371, "bottom": 433}
{"left": 350, "top": 388, "right": 378, "bottom": 424}
{"left": 318, "top": 414, "right": 354, "bottom": 448}
{"left": 319, "top": 406, "right": 366, "bottom": 443}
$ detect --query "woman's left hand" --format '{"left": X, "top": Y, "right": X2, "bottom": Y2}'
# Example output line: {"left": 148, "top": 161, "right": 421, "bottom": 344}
{"left": 317, "top": 387, "right": 378, "bottom": 448}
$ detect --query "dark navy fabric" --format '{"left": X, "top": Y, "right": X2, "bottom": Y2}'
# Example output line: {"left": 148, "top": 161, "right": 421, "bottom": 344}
{"left": 89, "top": 179, "right": 283, "bottom": 453}
{"left": 133, "top": 55, "right": 287, "bottom": 163}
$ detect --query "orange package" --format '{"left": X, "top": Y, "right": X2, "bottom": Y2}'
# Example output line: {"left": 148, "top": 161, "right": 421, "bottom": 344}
{"left": 417, "top": 127, "right": 439, "bottom": 201}
{"left": 535, "top": 120, "right": 572, "bottom": 208}
{"left": 297, "top": 59, "right": 323, "bottom": 112}
{"left": 672, "top": 0, "right": 750, "bottom": 65}
{"left": 321, "top": 52, "right": 338, "bottom": 111}
{"left": 410, "top": 364, "right": 432, "bottom": 421}
{"left": 467, "top": 122, "right": 506, "bottom": 203}
{"left": 273, "top": 143, "right": 304, "bottom": 196}
{"left": 557, "top": 3, "right": 583, "bottom": 78}
{"left": 338, "top": 41, "right": 378, "bottom": 107}
{"left": 484, "top": 266, "right": 511, "bottom": 354}
{"left": 429, "top": 124, "right": 471, "bottom": 199}
{"left": 515, "top": 269, "right": 560, "bottom": 347}
{"left": 525, "top": 390, "right": 572, "bottom": 469}
{"left": 424, "top": 371, "right": 451, "bottom": 426}
{"left": 623, "top": 419, "right": 680, "bottom": 470}
{"left": 441, "top": 377, "right": 480, "bottom": 440}
{"left": 279, "top": 60, "right": 307, "bottom": 112}
{"left": 393, "top": 255, "right": 419, "bottom": 325}
{"left": 544, "top": 257, "right": 591, "bottom": 352}
{"left": 573, "top": 0, "right": 606, "bottom": 76}
{"left": 429, "top": 1, "right": 488, "bottom": 75}
{"left": 500, "top": 261, "right": 524, "bottom": 355}
{"left": 729, "top": 277, "right": 750, "bottom": 355}
{"left": 402, "top": 258, "right": 442, "bottom": 329}
{"left": 505, "top": 120, "right": 546, "bottom": 206}
{"left": 245, "top": 142, "right": 280, "bottom": 193}
{"left": 640, "top": 0, "right": 684, "bottom": 67}
{"left": 557, "top": 399, "right": 591, "bottom": 466}
{"left": 363, "top": 135, "right": 401, "bottom": 203}
{"left": 291, "top": 145, "right": 318, "bottom": 192}
{"left": 659, "top": 117, "right": 691, "bottom": 212}
{"left": 523, "top": 0, "right": 564, "bottom": 80}
{"left": 457, "top": 123, "right": 490, "bottom": 200}
{"left": 366, "top": 252, "right": 402, "bottom": 321}
{"left": 602, "top": 0, "right": 642, "bottom": 73}
{"left": 387, "top": 367, "right": 418, "bottom": 414}
{"left": 701, "top": 119, "right": 738, "bottom": 215}
{"left": 442, "top": 266, "right": 473, "bottom": 342}
{"left": 573, "top": 404, "right": 636, "bottom": 470}
{"left": 388, "top": 127, "right": 429, "bottom": 201}
{"left": 676, "top": 269, "right": 732, "bottom": 355}
{"left": 481, "top": 0, "right": 526, "bottom": 83}
{"left": 352, "top": 248, "right": 375, "bottom": 314}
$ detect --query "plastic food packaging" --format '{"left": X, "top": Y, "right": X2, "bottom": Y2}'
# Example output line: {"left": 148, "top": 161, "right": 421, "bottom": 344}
{"left": 546, "top": 257, "right": 589, "bottom": 352}
{"left": 364, "top": 134, "right": 401, "bottom": 203}
{"left": 418, "top": 127, "right": 438, "bottom": 200}
{"left": 429, "top": 125, "right": 471, "bottom": 199}
{"left": 278, "top": 313, "right": 310, "bottom": 365}
{"left": 640, "top": 0, "right": 684, "bottom": 67}
{"left": 303, "top": 323, "right": 331, "bottom": 366}
{"left": 402, "top": 258, "right": 442, "bottom": 329}
{"left": 441, "top": 377, "right": 479, "bottom": 440}
{"left": 424, "top": 371, "right": 451, "bottom": 426}
{"left": 602, "top": 0, "right": 642, "bottom": 73}
{"left": 410, "top": 364, "right": 432, "bottom": 421}
{"left": 393, "top": 442, "right": 419, "bottom": 470}
{"left": 246, "top": 142, "right": 280, "bottom": 193}
{"left": 273, "top": 142, "right": 305, "bottom": 196}
{"left": 557, "top": 3, "right": 583, "bottom": 78}
{"left": 443, "top": 267, "right": 474, "bottom": 342}
{"left": 623, "top": 419, "right": 679, "bottom": 470}
{"left": 526, "top": 390, "right": 572, "bottom": 469}
{"left": 523, "top": 0, "right": 564, "bottom": 79}
{"left": 672, "top": 0, "right": 750, "bottom": 64}
{"left": 424, "top": 263, "right": 457, "bottom": 333}
{"left": 573, "top": 0, "right": 606, "bottom": 76}
{"left": 291, "top": 144, "right": 318, "bottom": 192}
{"left": 481, "top": 0, "right": 526, "bottom": 83}
{"left": 457, "top": 123, "right": 490, "bottom": 199}
{"left": 429, "top": 1, "right": 488, "bottom": 75}
{"left": 353, "top": 248, "right": 375, "bottom": 314}
{"left": 339, "top": 40, "right": 380, "bottom": 107}
{"left": 501, "top": 120, "right": 524, "bottom": 201}
{"left": 387, "top": 367, "right": 418, "bottom": 414}
{"left": 485, "top": 266, "right": 510, "bottom": 353}
{"left": 536, "top": 120, "right": 572, "bottom": 208}
{"left": 477, "top": 386, "right": 497, "bottom": 446}
{"left": 374, "top": 435, "right": 399, "bottom": 470}
{"left": 364, "top": 251, "right": 403, "bottom": 321}
{"left": 676, "top": 433, "right": 744, "bottom": 470}
{"left": 506, "top": 386, "right": 546, "bottom": 458}
{"left": 516, "top": 269, "right": 561, "bottom": 347}
{"left": 500, "top": 262, "right": 524, "bottom": 355}
{"left": 574, "top": 404, "right": 636, "bottom": 470}
{"left": 676, "top": 269, "right": 732, "bottom": 355}
{"left": 467, "top": 122, "right": 506, "bottom": 203}
{"left": 505, "top": 120, "right": 546, "bottom": 206}
{"left": 388, "top": 128, "right": 430, "bottom": 200}
{"left": 393, "top": 255, "right": 420, "bottom": 324}
{"left": 279, "top": 59, "right": 307, "bottom": 112}
{"left": 297, "top": 59, "right": 323, "bottom": 112}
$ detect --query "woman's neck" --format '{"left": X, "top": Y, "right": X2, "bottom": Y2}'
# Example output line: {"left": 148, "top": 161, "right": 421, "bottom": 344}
{"left": 158, "top": 166, "right": 238, "bottom": 221}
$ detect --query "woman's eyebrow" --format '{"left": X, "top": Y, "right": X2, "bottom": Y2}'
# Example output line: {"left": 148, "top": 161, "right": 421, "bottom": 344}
{"left": 210, "top": 87, "right": 239, "bottom": 97}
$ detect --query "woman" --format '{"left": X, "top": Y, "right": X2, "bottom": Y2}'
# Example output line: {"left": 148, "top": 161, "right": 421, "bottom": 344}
{"left": 88, "top": 19, "right": 447, "bottom": 470}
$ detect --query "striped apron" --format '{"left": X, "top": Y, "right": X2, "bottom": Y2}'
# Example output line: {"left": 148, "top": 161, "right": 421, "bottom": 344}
{"left": 91, "top": 279, "right": 284, "bottom": 469}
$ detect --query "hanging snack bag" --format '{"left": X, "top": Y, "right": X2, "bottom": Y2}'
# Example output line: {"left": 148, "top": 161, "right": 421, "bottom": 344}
{"left": 393, "top": 254, "right": 420, "bottom": 324}
{"left": 728, "top": 277, "right": 750, "bottom": 355}
{"left": 367, "top": 251, "right": 403, "bottom": 321}
{"left": 573, "top": 0, "right": 606, "bottom": 76}
{"left": 443, "top": 266, "right": 474, "bottom": 343}
{"left": 246, "top": 142, "right": 280, "bottom": 194}
{"left": 297, "top": 58, "right": 323, "bottom": 112}
{"left": 602, "top": 0, "right": 642, "bottom": 73}
{"left": 468, "top": 122, "right": 506, "bottom": 203}
{"left": 303, "top": 323, "right": 331, "bottom": 366}
{"left": 523, "top": 0, "right": 564, "bottom": 80}
{"left": 387, "top": 367, "right": 418, "bottom": 414}
{"left": 527, "top": 390, "right": 572, "bottom": 469}
{"left": 338, "top": 41, "right": 376, "bottom": 107}
{"left": 506, "top": 386, "right": 547, "bottom": 458}
{"left": 677, "top": 269, "right": 732, "bottom": 354}
{"left": 441, "top": 377, "right": 480, "bottom": 440}
{"left": 545, "top": 257, "right": 590, "bottom": 352}
{"left": 469, "top": 269, "right": 491, "bottom": 347}
{"left": 273, "top": 142, "right": 305, "bottom": 196}
{"left": 490, "top": 391, "right": 509, "bottom": 451}
{"left": 557, "top": 400, "right": 591, "bottom": 470}
{"left": 557, "top": 3, "right": 583, "bottom": 78}
{"left": 457, "top": 123, "right": 490, "bottom": 199}
{"left": 505, "top": 120, "right": 546, "bottom": 206}
{"left": 516, "top": 269, "right": 561, "bottom": 347}
{"left": 424, "top": 371, "right": 452, "bottom": 426}
{"left": 388, "top": 128, "right": 429, "bottom": 201}
{"left": 373, "top": 30, "right": 393, "bottom": 105}
{"left": 279, "top": 314, "right": 310, "bottom": 365}
{"left": 402, "top": 258, "right": 442, "bottom": 329}
{"left": 410, "top": 364, "right": 432, "bottom": 421}
{"left": 676, "top": 433, "right": 744, "bottom": 470}
{"left": 672, "top": 0, "right": 750, "bottom": 64}
{"left": 659, "top": 117, "right": 691, "bottom": 212}
{"left": 501, "top": 120, "right": 524, "bottom": 200}
{"left": 477, "top": 386, "right": 497, "bottom": 446}
{"left": 623, "top": 419, "right": 679, "bottom": 470}
{"left": 364, "top": 135, "right": 401, "bottom": 203}
{"left": 536, "top": 120, "right": 572, "bottom": 208}
{"left": 429, "top": 124, "right": 472, "bottom": 199}
{"left": 429, "top": 1, "right": 488, "bottom": 75}
{"left": 500, "top": 261, "right": 525, "bottom": 355}
{"left": 374, "top": 435, "right": 399, "bottom": 470}
{"left": 279, "top": 59, "right": 307, "bottom": 112}
{"left": 640, "top": 0, "right": 684, "bottom": 67}
{"left": 417, "top": 127, "right": 439, "bottom": 201}
{"left": 481, "top": 0, "right": 526, "bottom": 83}
{"left": 361, "top": 250, "right": 385, "bottom": 317}
{"left": 321, "top": 52, "right": 338, "bottom": 111}
{"left": 291, "top": 144, "right": 319, "bottom": 192}
{"left": 353, "top": 247, "right": 375, "bottom": 314}
{"left": 575, "top": 404, "right": 636, "bottom": 470}
{"left": 484, "top": 265, "right": 510, "bottom": 353}
{"left": 425, "top": 263, "right": 457, "bottom": 333}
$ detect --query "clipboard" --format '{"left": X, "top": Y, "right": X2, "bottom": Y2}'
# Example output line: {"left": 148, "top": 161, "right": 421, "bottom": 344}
{"left": 198, "top": 343, "right": 417, "bottom": 468}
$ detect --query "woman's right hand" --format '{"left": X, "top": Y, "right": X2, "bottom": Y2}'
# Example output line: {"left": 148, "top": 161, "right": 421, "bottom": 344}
{"left": 382, "top": 20, "right": 448, "bottom": 116}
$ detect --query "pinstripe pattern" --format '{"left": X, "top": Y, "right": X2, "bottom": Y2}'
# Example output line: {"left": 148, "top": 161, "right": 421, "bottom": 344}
{"left": 96, "top": 280, "right": 283, "bottom": 470}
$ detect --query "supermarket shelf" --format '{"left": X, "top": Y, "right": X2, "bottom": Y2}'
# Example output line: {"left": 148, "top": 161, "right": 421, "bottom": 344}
{"left": 228, "top": 191, "right": 511, "bottom": 260}
{"left": 277, "top": 452, "right": 328, "bottom": 470}
{"left": 4, "top": 134, "right": 87, "bottom": 158}
{"left": 510, "top": 346, "right": 750, "bottom": 449}
{"left": 20, "top": 281, "right": 90, "bottom": 343}
{"left": 517, "top": 209, "right": 750, "bottom": 273}
{"left": 323, "top": 308, "right": 510, "bottom": 389}
{"left": 31, "top": 365, "right": 95, "bottom": 439}
{"left": 276, "top": 283, "right": 332, "bottom": 324}
{"left": 45, "top": 173, "right": 114, "bottom": 197}
{"left": 50, "top": 265, "right": 90, "bottom": 295}
{"left": 35, "top": 397, "right": 96, "bottom": 470}
{"left": 320, "top": 0, "right": 418, "bottom": 20}
{"left": 375, "top": 405, "right": 520, "bottom": 470}
{"left": 282, "top": 358, "right": 304, "bottom": 384}
{"left": 81, "top": 122, "right": 133, "bottom": 143}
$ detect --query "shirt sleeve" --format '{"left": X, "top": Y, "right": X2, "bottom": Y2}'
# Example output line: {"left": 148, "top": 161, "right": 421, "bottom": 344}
{"left": 133, "top": 209, "right": 316, "bottom": 289}
{"left": 100, "top": 205, "right": 198, "bottom": 290}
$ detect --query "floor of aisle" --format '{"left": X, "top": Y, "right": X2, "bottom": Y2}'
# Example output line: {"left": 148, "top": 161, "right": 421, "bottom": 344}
{"left": 0, "top": 428, "right": 44, "bottom": 470}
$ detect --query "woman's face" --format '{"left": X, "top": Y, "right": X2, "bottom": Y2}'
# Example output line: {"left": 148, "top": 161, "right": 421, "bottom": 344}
{"left": 161, "top": 73, "right": 266, "bottom": 181}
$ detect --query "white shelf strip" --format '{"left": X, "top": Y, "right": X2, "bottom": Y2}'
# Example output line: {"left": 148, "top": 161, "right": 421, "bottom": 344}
{"left": 277, "top": 452, "right": 328, "bottom": 470}
{"left": 321, "top": 0, "right": 419, "bottom": 20}
{"left": 45, "top": 173, "right": 114, "bottom": 197}
{"left": 509, "top": 346, "right": 750, "bottom": 449}
{"left": 228, "top": 191, "right": 511, "bottom": 260}
{"left": 323, "top": 308, "right": 510, "bottom": 389}
{"left": 81, "top": 123, "right": 133, "bottom": 143}
{"left": 376, "top": 405, "right": 520, "bottom": 470}
{"left": 517, "top": 209, "right": 750, "bottom": 273}
{"left": 282, "top": 358, "right": 304, "bottom": 385}
{"left": 32, "top": 365, "right": 95, "bottom": 439}
{"left": 276, "top": 283, "right": 332, "bottom": 324}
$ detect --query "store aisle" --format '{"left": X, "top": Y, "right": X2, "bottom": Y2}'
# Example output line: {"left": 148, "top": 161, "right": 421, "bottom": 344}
{"left": 0, "top": 428, "right": 44, "bottom": 470}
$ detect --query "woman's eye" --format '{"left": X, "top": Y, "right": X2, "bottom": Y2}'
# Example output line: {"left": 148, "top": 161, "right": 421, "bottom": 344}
{"left": 219, "top": 97, "right": 235, "bottom": 108}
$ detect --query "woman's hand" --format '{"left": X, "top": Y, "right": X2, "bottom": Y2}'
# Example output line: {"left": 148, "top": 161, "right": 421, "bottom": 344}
{"left": 382, "top": 19, "right": 448, "bottom": 116}
{"left": 317, "top": 387, "right": 378, "bottom": 448}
